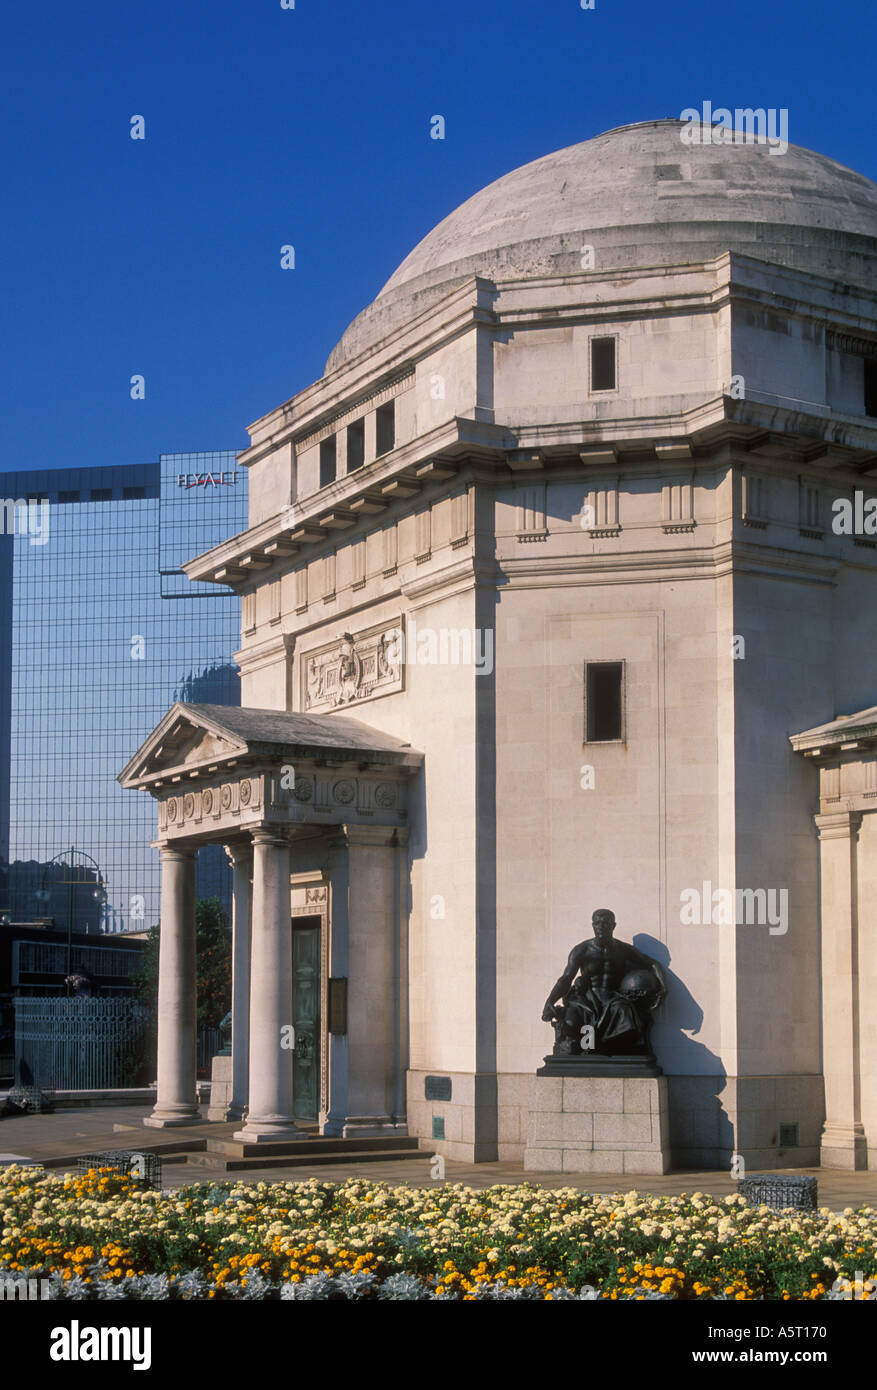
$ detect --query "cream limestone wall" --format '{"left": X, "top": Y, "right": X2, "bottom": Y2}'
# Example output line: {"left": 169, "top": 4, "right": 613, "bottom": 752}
{"left": 247, "top": 442, "right": 294, "bottom": 527}
{"left": 206, "top": 226, "right": 877, "bottom": 1166}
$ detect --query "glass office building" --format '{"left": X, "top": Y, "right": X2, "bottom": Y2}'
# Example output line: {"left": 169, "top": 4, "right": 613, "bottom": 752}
{"left": 0, "top": 453, "right": 246, "bottom": 934}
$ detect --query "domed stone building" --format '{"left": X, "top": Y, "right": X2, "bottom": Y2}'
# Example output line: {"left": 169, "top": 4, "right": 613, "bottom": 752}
{"left": 122, "top": 119, "right": 877, "bottom": 1172}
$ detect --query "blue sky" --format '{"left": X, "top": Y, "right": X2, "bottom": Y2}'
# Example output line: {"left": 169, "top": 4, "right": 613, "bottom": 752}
{"left": 2, "top": 0, "right": 875, "bottom": 475}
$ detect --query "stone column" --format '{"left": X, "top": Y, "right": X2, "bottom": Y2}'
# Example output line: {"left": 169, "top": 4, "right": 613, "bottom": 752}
{"left": 815, "top": 810, "right": 867, "bottom": 1169}
{"left": 208, "top": 843, "right": 251, "bottom": 1121}
{"left": 234, "top": 830, "right": 307, "bottom": 1142}
{"left": 144, "top": 846, "right": 199, "bottom": 1129}
{"left": 323, "top": 825, "right": 409, "bottom": 1138}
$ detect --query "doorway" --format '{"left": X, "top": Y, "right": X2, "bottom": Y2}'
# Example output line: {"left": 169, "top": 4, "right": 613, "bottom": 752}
{"left": 291, "top": 917, "right": 321, "bottom": 1123}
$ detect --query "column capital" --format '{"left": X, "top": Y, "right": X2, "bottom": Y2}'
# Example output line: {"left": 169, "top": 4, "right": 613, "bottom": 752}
{"left": 158, "top": 844, "right": 197, "bottom": 863}
{"left": 223, "top": 841, "right": 252, "bottom": 870}
{"left": 814, "top": 810, "right": 863, "bottom": 841}
{"left": 250, "top": 828, "right": 290, "bottom": 849}
{"left": 331, "top": 824, "right": 410, "bottom": 849}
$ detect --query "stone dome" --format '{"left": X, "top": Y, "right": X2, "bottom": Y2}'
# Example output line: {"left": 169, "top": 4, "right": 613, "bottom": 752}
{"left": 326, "top": 118, "right": 877, "bottom": 372}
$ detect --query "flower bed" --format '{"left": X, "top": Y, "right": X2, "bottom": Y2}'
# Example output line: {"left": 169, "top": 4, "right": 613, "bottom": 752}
{"left": 0, "top": 1164, "right": 874, "bottom": 1300}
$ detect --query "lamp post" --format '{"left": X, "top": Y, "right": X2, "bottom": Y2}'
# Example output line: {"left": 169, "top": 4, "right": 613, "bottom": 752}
{"left": 34, "top": 849, "right": 108, "bottom": 993}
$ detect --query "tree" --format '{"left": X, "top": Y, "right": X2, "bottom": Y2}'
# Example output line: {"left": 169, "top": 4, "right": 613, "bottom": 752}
{"left": 133, "top": 897, "right": 232, "bottom": 1030}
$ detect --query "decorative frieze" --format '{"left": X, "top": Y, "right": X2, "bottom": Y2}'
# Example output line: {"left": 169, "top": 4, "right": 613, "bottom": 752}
{"left": 661, "top": 476, "right": 695, "bottom": 533}
{"left": 415, "top": 508, "right": 432, "bottom": 563}
{"left": 158, "top": 766, "right": 406, "bottom": 837}
{"left": 586, "top": 479, "right": 620, "bottom": 538}
{"left": 352, "top": 536, "right": 366, "bottom": 589}
{"left": 267, "top": 579, "right": 281, "bottom": 625}
{"left": 450, "top": 490, "right": 470, "bottom": 549}
{"left": 741, "top": 471, "right": 769, "bottom": 528}
{"left": 242, "top": 591, "right": 256, "bottom": 633}
{"left": 517, "top": 483, "right": 547, "bottom": 543}
{"left": 322, "top": 551, "right": 336, "bottom": 603}
{"left": 382, "top": 521, "right": 398, "bottom": 576}
{"left": 798, "top": 480, "right": 824, "bottom": 538}
{"left": 302, "top": 617, "right": 404, "bottom": 712}
{"left": 159, "top": 775, "right": 264, "bottom": 833}
{"left": 295, "top": 566, "right": 308, "bottom": 613}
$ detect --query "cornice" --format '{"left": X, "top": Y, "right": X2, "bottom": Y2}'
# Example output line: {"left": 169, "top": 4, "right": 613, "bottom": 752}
{"left": 234, "top": 630, "right": 296, "bottom": 676}
{"left": 791, "top": 719, "right": 877, "bottom": 760}
{"left": 183, "top": 400, "right": 877, "bottom": 592}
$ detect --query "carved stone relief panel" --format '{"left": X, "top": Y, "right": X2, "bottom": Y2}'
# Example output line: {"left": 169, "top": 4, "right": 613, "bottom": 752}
{"left": 302, "top": 617, "right": 405, "bottom": 712}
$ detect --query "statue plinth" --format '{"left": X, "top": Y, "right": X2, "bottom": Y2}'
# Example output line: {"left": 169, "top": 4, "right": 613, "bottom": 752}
{"left": 524, "top": 1073, "right": 671, "bottom": 1175}
{"left": 537, "top": 1052, "right": 663, "bottom": 1079}
{"left": 525, "top": 909, "right": 671, "bottom": 1172}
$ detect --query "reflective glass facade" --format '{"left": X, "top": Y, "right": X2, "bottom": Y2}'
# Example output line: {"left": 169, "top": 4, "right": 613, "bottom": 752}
{"left": 0, "top": 453, "right": 246, "bottom": 933}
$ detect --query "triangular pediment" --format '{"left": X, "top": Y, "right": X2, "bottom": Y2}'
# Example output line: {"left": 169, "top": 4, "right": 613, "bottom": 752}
{"left": 119, "top": 701, "right": 424, "bottom": 792}
{"left": 118, "top": 704, "right": 249, "bottom": 789}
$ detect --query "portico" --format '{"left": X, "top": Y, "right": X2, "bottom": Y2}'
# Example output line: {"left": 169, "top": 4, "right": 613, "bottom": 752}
{"left": 119, "top": 703, "right": 421, "bottom": 1140}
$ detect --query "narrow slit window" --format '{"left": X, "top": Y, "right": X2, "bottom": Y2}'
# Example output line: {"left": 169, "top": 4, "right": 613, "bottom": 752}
{"left": 347, "top": 418, "right": 365, "bottom": 471}
{"left": 586, "top": 662, "right": 623, "bottom": 741}
{"left": 865, "top": 360, "right": 877, "bottom": 418}
{"left": 319, "top": 436, "right": 337, "bottom": 488}
{"left": 376, "top": 401, "right": 395, "bottom": 456}
{"left": 590, "top": 336, "right": 617, "bottom": 392}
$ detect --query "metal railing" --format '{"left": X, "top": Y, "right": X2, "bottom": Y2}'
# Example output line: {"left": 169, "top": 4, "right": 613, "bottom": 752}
{"left": 197, "top": 1026, "right": 223, "bottom": 1072}
{"left": 13, "top": 997, "right": 153, "bottom": 1090}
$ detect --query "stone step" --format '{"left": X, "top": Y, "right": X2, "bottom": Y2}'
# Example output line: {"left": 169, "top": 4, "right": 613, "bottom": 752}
{"left": 204, "top": 1134, "right": 418, "bottom": 1160}
{"left": 184, "top": 1146, "right": 425, "bottom": 1172}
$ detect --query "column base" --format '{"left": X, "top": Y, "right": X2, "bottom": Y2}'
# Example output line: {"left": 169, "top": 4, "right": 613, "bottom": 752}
{"left": 207, "top": 1104, "right": 246, "bottom": 1123}
{"left": 143, "top": 1108, "right": 201, "bottom": 1129}
{"left": 233, "top": 1120, "right": 309, "bottom": 1142}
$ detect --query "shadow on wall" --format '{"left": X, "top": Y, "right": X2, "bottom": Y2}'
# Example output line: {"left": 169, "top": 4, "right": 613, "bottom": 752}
{"left": 635, "top": 933, "right": 735, "bottom": 1165}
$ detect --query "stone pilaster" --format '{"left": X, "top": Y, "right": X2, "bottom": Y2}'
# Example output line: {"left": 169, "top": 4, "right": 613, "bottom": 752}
{"left": 814, "top": 810, "right": 867, "bottom": 1169}
{"left": 323, "top": 825, "right": 409, "bottom": 1138}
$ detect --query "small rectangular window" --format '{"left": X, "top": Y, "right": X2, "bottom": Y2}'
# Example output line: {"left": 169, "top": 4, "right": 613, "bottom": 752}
{"left": 347, "top": 418, "right": 365, "bottom": 471}
{"left": 865, "top": 360, "right": 877, "bottom": 418}
{"left": 319, "top": 436, "right": 337, "bottom": 488}
{"left": 123, "top": 486, "right": 146, "bottom": 500}
{"left": 376, "top": 401, "right": 395, "bottom": 456}
{"left": 586, "top": 661, "right": 623, "bottom": 742}
{"left": 58, "top": 490, "right": 80, "bottom": 503}
{"left": 90, "top": 488, "right": 112, "bottom": 501}
{"left": 590, "top": 336, "right": 617, "bottom": 392}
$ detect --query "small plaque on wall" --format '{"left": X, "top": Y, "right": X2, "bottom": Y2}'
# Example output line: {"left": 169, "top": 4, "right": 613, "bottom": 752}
{"left": 328, "top": 977, "right": 348, "bottom": 1035}
{"left": 425, "top": 1075, "right": 452, "bottom": 1102}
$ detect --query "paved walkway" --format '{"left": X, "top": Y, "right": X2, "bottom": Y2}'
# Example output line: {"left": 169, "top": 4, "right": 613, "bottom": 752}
{"left": 2, "top": 1105, "right": 876, "bottom": 1207}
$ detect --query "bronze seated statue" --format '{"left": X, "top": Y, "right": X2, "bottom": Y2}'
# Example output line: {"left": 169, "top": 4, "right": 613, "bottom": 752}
{"left": 542, "top": 908, "right": 667, "bottom": 1057}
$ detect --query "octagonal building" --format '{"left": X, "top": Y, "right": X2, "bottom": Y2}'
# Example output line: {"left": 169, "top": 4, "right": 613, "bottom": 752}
{"left": 123, "top": 119, "right": 877, "bottom": 1172}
